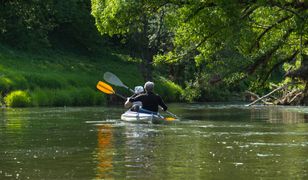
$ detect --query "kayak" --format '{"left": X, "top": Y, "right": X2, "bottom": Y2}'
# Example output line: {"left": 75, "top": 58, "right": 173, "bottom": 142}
{"left": 120, "top": 110, "right": 178, "bottom": 124}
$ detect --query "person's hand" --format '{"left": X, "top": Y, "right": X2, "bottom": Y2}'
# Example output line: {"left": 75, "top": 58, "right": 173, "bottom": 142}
{"left": 160, "top": 107, "right": 167, "bottom": 111}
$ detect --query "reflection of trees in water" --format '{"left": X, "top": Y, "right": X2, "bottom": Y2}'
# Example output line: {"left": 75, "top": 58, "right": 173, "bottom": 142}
{"left": 268, "top": 109, "right": 306, "bottom": 124}
{"left": 96, "top": 124, "right": 113, "bottom": 180}
{"left": 250, "top": 107, "right": 307, "bottom": 124}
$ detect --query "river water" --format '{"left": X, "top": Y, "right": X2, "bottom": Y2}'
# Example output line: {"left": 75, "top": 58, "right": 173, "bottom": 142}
{"left": 0, "top": 103, "right": 307, "bottom": 179}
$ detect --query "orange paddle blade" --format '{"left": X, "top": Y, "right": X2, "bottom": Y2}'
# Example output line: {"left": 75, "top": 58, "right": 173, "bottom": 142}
{"left": 97, "top": 81, "right": 115, "bottom": 94}
{"left": 164, "top": 117, "right": 177, "bottom": 121}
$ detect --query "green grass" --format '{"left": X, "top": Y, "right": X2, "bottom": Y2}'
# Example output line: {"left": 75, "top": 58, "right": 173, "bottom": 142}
{"left": 0, "top": 45, "right": 183, "bottom": 107}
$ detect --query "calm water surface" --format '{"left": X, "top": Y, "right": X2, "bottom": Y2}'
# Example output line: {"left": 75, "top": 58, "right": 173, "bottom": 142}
{"left": 0, "top": 103, "right": 308, "bottom": 179}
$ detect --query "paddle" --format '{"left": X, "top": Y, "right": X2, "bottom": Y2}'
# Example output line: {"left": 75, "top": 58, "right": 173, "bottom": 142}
{"left": 96, "top": 81, "right": 126, "bottom": 99}
{"left": 103, "top": 72, "right": 179, "bottom": 120}
{"left": 104, "top": 72, "right": 134, "bottom": 93}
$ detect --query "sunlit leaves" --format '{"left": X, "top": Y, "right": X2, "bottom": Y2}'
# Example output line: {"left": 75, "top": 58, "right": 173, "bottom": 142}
{"left": 92, "top": 0, "right": 307, "bottom": 100}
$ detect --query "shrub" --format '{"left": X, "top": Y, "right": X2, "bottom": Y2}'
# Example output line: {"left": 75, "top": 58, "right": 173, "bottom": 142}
{"left": 155, "top": 77, "right": 184, "bottom": 102}
{"left": 4, "top": 90, "right": 31, "bottom": 107}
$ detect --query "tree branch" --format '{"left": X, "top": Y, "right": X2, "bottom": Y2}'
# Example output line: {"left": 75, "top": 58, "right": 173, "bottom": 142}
{"left": 246, "top": 83, "right": 291, "bottom": 106}
{"left": 249, "top": 15, "right": 292, "bottom": 52}
{"left": 247, "top": 28, "right": 294, "bottom": 75}
{"left": 260, "top": 50, "right": 299, "bottom": 85}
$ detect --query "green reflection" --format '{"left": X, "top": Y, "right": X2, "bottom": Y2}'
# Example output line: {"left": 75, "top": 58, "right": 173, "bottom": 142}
{"left": 2, "top": 108, "right": 29, "bottom": 130}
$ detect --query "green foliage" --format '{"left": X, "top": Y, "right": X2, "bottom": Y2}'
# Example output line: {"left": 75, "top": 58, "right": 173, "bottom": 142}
{"left": 92, "top": 0, "right": 176, "bottom": 79}
{"left": 155, "top": 76, "right": 184, "bottom": 102}
{"left": 0, "top": 70, "right": 28, "bottom": 94}
{"left": 182, "top": 80, "right": 201, "bottom": 102}
{"left": 0, "top": 0, "right": 107, "bottom": 54}
{"left": 153, "top": 0, "right": 307, "bottom": 100}
{"left": 4, "top": 90, "right": 31, "bottom": 107}
{"left": 0, "top": 42, "right": 144, "bottom": 106}
{"left": 31, "top": 88, "right": 106, "bottom": 107}
{"left": 24, "top": 74, "right": 65, "bottom": 90}
{"left": 0, "top": 0, "right": 56, "bottom": 49}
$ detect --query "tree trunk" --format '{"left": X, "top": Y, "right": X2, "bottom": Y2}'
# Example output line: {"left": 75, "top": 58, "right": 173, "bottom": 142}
{"left": 301, "top": 83, "right": 308, "bottom": 105}
{"left": 144, "top": 49, "right": 153, "bottom": 81}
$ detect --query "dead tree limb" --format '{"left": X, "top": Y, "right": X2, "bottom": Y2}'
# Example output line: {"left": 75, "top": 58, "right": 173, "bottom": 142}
{"left": 245, "top": 84, "right": 291, "bottom": 106}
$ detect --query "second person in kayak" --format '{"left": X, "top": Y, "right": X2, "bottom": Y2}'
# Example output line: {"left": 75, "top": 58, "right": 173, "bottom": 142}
{"left": 125, "top": 81, "right": 168, "bottom": 114}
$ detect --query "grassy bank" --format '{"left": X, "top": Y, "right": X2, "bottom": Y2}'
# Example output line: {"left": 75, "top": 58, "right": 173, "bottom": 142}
{"left": 0, "top": 45, "right": 183, "bottom": 107}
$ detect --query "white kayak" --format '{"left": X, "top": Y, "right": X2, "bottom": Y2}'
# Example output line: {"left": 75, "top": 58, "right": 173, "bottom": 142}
{"left": 121, "top": 110, "right": 178, "bottom": 124}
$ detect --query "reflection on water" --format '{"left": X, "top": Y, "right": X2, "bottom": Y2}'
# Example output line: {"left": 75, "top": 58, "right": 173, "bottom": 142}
{"left": 250, "top": 106, "right": 308, "bottom": 124}
{"left": 95, "top": 124, "right": 113, "bottom": 179}
{"left": 0, "top": 104, "right": 308, "bottom": 179}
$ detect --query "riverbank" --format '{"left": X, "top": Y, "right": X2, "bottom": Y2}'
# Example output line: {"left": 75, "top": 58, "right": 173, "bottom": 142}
{"left": 0, "top": 45, "right": 183, "bottom": 107}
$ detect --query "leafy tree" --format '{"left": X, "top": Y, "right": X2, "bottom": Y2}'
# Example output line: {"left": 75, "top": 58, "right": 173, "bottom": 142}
{"left": 0, "top": 0, "right": 55, "bottom": 48}
{"left": 91, "top": 0, "right": 175, "bottom": 80}
{"left": 0, "top": 0, "right": 107, "bottom": 53}
{"left": 92, "top": 0, "right": 307, "bottom": 101}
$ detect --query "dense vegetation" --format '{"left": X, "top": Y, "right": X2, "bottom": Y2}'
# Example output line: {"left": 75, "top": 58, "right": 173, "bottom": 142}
{"left": 92, "top": 0, "right": 308, "bottom": 104}
{"left": 0, "top": 0, "right": 307, "bottom": 107}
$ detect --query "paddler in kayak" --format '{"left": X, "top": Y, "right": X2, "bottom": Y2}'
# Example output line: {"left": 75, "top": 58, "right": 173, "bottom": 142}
{"left": 125, "top": 81, "right": 168, "bottom": 114}
{"left": 128, "top": 86, "right": 144, "bottom": 112}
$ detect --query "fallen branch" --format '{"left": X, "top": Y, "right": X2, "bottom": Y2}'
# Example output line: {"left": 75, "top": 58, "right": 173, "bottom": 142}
{"left": 245, "top": 84, "right": 290, "bottom": 106}
{"left": 245, "top": 90, "right": 269, "bottom": 104}
{"left": 289, "top": 92, "right": 303, "bottom": 105}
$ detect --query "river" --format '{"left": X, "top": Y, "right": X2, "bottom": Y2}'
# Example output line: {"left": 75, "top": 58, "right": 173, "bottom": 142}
{"left": 0, "top": 103, "right": 307, "bottom": 179}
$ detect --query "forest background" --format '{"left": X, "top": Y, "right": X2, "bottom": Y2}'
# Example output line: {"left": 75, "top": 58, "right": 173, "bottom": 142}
{"left": 0, "top": 0, "right": 307, "bottom": 107}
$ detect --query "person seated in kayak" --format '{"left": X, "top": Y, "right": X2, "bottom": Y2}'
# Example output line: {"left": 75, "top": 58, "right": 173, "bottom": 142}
{"left": 128, "top": 86, "right": 144, "bottom": 112}
{"left": 125, "top": 81, "right": 168, "bottom": 114}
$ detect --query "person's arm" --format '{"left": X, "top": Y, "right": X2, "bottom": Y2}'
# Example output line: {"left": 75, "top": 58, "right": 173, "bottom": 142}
{"left": 125, "top": 95, "right": 141, "bottom": 108}
{"left": 158, "top": 96, "right": 168, "bottom": 111}
{"left": 124, "top": 98, "right": 133, "bottom": 108}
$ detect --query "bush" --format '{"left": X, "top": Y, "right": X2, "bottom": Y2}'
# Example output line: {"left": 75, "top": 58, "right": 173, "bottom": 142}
{"left": 182, "top": 81, "right": 201, "bottom": 102}
{"left": 4, "top": 90, "right": 31, "bottom": 107}
{"left": 155, "top": 77, "right": 184, "bottom": 102}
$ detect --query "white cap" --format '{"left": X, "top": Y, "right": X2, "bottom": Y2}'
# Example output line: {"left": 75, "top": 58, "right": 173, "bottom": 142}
{"left": 134, "top": 86, "right": 144, "bottom": 94}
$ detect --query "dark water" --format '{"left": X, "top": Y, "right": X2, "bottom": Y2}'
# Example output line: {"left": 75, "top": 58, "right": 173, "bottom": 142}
{"left": 0, "top": 103, "right": 308, "bottom": 179}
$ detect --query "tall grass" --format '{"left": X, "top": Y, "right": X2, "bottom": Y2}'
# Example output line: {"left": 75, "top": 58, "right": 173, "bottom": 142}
{"left": 0, "top": 45, "right": 167, "bottom": 107}
{"left": 0, "top": 44, "right": 184, "bottom": 107}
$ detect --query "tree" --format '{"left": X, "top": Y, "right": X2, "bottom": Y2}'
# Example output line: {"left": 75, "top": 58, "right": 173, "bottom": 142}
{"left": 0, "top": 0, "right": 106, "bottom": 53}
{"left": 91, "top": 0, "right": 175, "bottom": 80}
{"left": 0, "top": 0, "right": 55, "bottom": 48}
{"left": 153, "top": 0, "right": 307, "bottom": 101}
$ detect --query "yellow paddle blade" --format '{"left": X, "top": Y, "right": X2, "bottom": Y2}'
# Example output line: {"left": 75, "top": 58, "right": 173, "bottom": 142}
{"left": 96, "top": 81, "right": 114, "bottom": 94}
{"left": 164, "top": 117, "right": 177, "bottom": 121}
